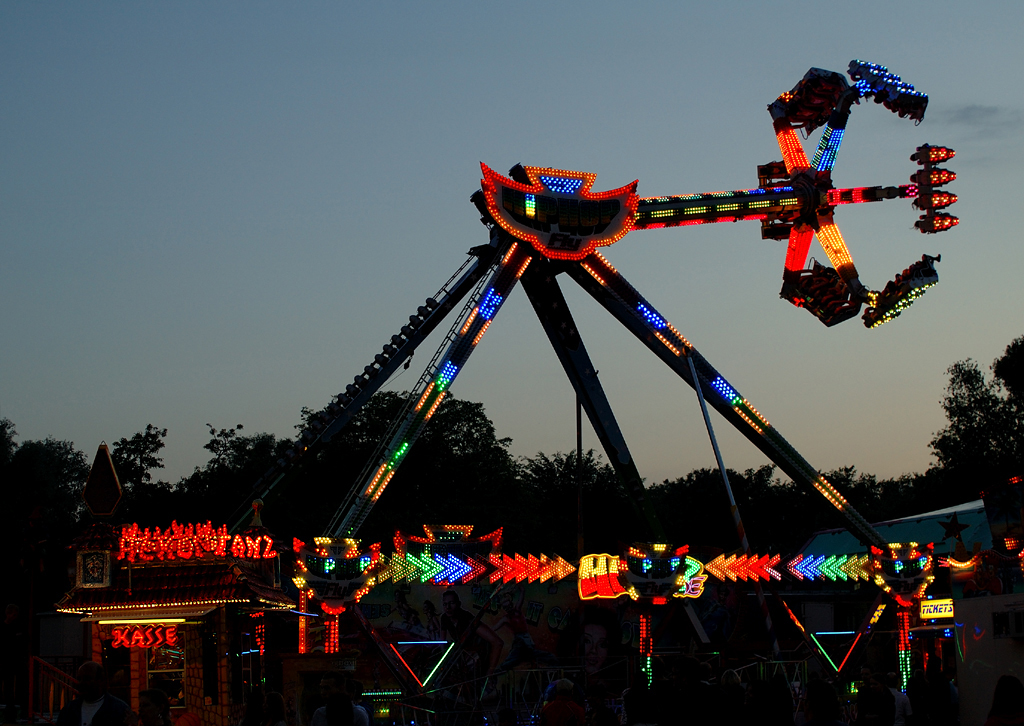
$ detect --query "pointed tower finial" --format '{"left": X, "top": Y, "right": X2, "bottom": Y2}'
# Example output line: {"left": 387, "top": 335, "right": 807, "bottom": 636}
{"left": 82, "top": 443, "right": 122, "bottom": 517}
{"left": 250, "top": 499, "right": 264, "bottom": 527}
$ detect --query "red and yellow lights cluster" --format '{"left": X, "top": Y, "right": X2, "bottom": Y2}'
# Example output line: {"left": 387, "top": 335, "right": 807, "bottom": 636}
{"left": 487, "top": 553, "right": 576, "bottom": 584}
{"left": 577, "top": 554, "right": 628, "bottom": 599}
{"left": 814, "top": 219, "right": 857, "bottom": 280}
{"left": 774, "top": 122, "right": 810, "bottom": 173}
{"left": 870, "top": 542, "right": 935, "bottom": 608}
{"left": 580, "top": 544, "right": 707, "bottom": 602}
{"left": 705, "top": 553, "right": 782, "bottom": 582}
{"left": 250, "top": 612, "right": 265, "bottom": 656}
{"left": 784, "top": 226, "right": 815, "bottom": 273}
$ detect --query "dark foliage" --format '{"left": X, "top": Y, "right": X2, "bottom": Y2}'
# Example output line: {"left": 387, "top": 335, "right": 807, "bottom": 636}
{"left": 265, "top": 392, "right": 524, "bottom": 549}
{"left": 929, "top": 339, "right": 1024, "bottom": 505}
{"left": 0, "top": 433, "right": 90, "bottom": 613}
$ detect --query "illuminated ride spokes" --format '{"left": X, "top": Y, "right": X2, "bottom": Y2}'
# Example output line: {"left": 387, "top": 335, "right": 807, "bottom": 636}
{"left": 223, "top": 59, "right": 958, "bottom": 688}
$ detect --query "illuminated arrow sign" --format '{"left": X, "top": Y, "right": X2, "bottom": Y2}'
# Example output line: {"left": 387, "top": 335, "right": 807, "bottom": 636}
{"left": 795, "top": 554, "right": 826, "bottom": 580}
{"left": 461, "top": 556, "right": 489, "bottom": 584}
{"left": 705, "top": 553, "right": 782, "bottom": 582}
{"left": 705, "top": 554, "right": 738, "bottom": 582}
{"left": 842, "top": 554, "right": 870, "bottom": 581}
{"left": 407, "top": 553, "right": 443, "bottom": 583}
{"left": 753, "top": 554, "right": 782, "bottom": 581}
{"left": 821, "top": 555, "right": 846, "bottom": 581}
{"left": 382, "top": 552, "right": 417, "bottom": 581}
{"left": 433, "top": 554, "right": 471, "bottom": 585}
{"left": 486, "top": 553, "right": 576, "bottom": 584}
{"left": 545, "top": 554, "right": 577, "bottom": 582}
{"left": 489, "top": 553, "right": 517, "bottom": 583}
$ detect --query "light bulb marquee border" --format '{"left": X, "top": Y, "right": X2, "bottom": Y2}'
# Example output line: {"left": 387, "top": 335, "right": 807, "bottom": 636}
{"left": 480, "top": 164, "right": 639, "bottom": 262}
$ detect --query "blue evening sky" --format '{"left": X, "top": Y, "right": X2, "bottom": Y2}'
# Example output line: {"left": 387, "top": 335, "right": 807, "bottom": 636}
{"left": 2, "top": 2, "right": 1021, "bottom": 492}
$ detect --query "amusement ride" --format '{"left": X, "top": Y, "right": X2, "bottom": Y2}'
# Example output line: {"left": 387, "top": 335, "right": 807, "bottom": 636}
{"left": 222, "top": 59, "right": 960, "bottom": 705}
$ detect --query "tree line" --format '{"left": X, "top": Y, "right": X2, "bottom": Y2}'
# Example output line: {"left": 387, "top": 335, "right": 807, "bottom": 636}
{"left": 2, "top": 334, "right": 1021, "bottom": 613}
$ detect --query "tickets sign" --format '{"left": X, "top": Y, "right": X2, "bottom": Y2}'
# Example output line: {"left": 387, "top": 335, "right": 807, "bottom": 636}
{"left": 480, "top": 164, "right": 638, "bottom": 262}
{"left": 920, "top": 598, "right": 954, "bottom": 619}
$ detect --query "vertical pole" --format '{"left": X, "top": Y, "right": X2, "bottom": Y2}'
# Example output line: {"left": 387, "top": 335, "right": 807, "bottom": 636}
{"left": 298, "top": 591, "right": 308, "bottom": 654}
{"left": 577, "top": 395, "right": 584, "bottom": 560}
{"left": 686, "top": 354, "right": 781, "bottom": 657}
{"left": 27, "top": 657, "right": 33, "bottom": 724}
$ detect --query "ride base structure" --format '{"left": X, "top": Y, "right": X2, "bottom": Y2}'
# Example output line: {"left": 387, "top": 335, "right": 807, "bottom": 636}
{"left": 228, "top": 60, "right": 960, "bottom": 702}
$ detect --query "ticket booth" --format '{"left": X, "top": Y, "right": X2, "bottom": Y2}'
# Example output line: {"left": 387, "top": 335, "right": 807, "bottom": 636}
{"left": 56, "top": 514, "right": 293, "bottom": 726}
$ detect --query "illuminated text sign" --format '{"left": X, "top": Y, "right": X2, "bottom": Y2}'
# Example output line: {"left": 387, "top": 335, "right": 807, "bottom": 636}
{"left": 111, "top": 625, "right": 179, "bottom": 649}
{"left": 118, "top": 522, "right": 277, "bottom": 563}
{"left": 920, "top": 599, "right": 954, "bottom": 619}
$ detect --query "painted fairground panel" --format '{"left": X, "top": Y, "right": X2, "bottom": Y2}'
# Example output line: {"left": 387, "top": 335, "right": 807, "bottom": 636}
{"left": 357, "top": 580, "right": 725, "bottom": 691}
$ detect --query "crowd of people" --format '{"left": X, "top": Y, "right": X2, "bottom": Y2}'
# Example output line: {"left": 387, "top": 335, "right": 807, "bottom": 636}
{"left": 36, "top": 658, "right": 1024, "bottom": 726}
{"left": 521, "top": 658, "right": 1023, "bottom": 726}
{"left": 51, "top": 664, "right": 374, "bottom": 726}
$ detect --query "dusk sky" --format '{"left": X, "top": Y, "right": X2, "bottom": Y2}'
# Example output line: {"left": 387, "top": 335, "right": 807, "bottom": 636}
{"left": 3, "top": 2, "right": 1022, "bottom": 496}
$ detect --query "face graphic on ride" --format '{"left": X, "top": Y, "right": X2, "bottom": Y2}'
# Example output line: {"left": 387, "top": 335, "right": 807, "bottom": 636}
{"left": 480, "top": 164, "right": 638, "bottom": 261}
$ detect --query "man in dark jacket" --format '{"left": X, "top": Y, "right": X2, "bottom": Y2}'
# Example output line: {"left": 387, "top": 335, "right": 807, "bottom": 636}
{"left": 56, "top": 662, "right": 131, "bottom": 726}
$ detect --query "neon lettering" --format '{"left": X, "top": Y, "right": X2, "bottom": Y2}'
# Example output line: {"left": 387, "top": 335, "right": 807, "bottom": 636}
{"left": 110, "top": 625, "right": 179, "bottom": 649}
{"left": 684, "top": 575, "right": 707, "bottom": 598}
{"left": 117, "top": 522, "right": 247, "bottom": 562}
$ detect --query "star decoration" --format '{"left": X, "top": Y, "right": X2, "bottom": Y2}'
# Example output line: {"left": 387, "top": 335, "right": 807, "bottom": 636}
{"left": 939, "top": 512, "right": 969, "bottom": 542}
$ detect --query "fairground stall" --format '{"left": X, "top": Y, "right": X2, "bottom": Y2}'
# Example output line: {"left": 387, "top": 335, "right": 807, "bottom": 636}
{"left": 53, "top": 444, "right": 294, "bottom": 726}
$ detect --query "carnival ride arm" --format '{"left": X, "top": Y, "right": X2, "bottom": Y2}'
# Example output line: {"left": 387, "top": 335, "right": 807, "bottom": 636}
{"left": 226, "top": 238, "right": 501, "bottom": 532}
{"left": 566, "top": 250, "right": 888, "bottom": 550}
{"left": 326, "top": 234, "right": 533, "bottom": 538}
{"left": 520, "top": 259, "right": 666, "bottom": 540}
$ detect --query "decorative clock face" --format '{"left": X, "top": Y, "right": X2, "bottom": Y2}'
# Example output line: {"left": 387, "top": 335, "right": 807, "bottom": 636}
{"left": 480, "top": 164, "right": 638, "bottom": 261}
